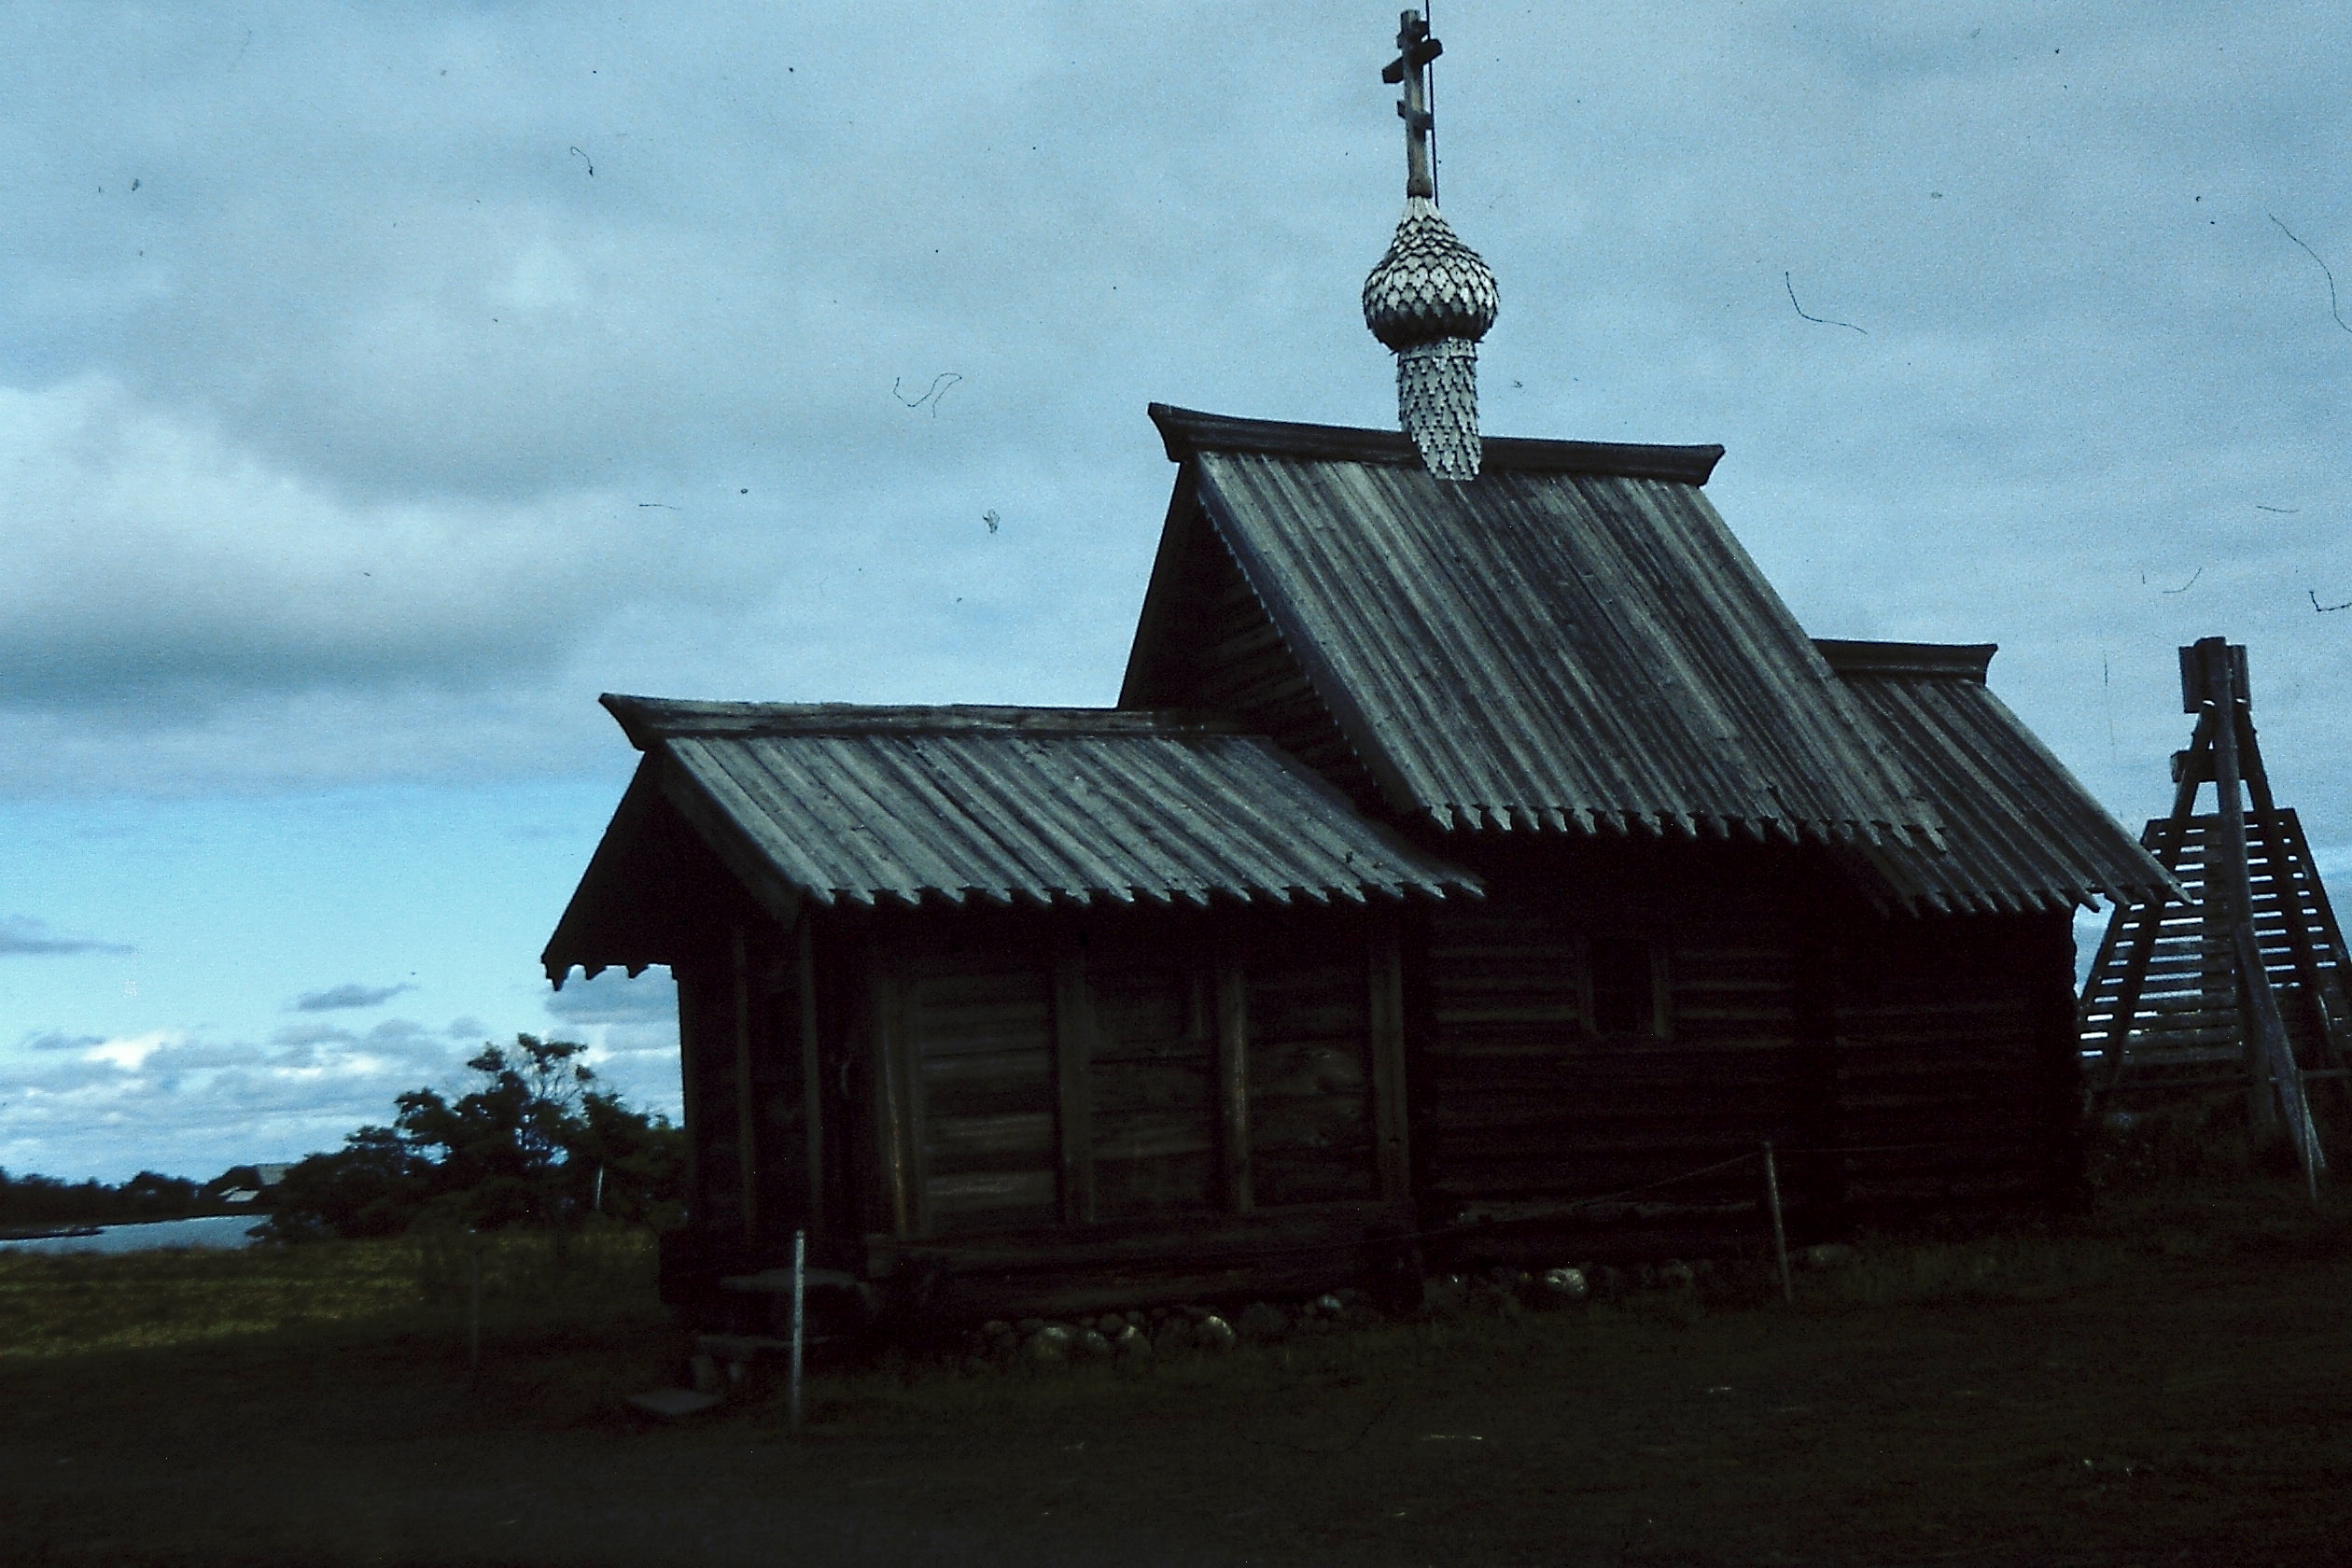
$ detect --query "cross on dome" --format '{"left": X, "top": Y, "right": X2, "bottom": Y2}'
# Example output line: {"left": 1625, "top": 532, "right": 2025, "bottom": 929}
{"left": 1363, "top": 9, "right": 1497, "bottom": 482}
{"left": 1383, "top": 10, "right": 1443, "bottom": 202}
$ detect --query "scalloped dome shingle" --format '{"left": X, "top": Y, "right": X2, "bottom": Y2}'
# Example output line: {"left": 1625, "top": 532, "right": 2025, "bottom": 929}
{"left": 1362, "top": 197, "right": 1499, "bottom": 352}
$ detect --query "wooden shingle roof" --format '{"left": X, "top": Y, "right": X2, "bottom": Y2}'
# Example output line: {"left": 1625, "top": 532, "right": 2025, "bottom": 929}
{"left": 1134, "top": 405, "right": 1945, "bottom": 849}
{"left": 1816, "top": 640, "right": 2178, "bottom": 914}
{"left": 543, "top": 699, "right": 1481, "bottom": 982}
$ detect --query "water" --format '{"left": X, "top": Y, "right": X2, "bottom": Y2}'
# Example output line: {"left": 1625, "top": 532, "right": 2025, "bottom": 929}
{"left": 0, "top": 1213, "right": 267, "bottom": 1255}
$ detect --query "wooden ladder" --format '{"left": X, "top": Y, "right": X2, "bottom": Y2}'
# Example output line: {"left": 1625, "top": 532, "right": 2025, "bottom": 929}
{"left": 2078, "top": 638, "right": 2351, "bottom": 1191}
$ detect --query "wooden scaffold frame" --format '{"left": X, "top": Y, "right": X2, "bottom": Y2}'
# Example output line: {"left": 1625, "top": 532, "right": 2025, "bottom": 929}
{"left": 2079, "top": 637, "right": 2352, "bottom": 1193}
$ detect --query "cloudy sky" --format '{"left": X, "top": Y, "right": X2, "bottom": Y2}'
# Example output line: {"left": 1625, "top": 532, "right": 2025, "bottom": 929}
{"left": 5, "top": 2, "right": 2347, "bottom": 1182}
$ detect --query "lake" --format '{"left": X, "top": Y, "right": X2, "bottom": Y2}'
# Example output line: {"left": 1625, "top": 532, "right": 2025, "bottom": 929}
{"left": 0, "top": 1213, "right": 266, "bottom": 1255}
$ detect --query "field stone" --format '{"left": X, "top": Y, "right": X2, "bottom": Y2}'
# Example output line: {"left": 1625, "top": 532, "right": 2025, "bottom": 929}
{"left": 1152, "top": 1319, "right": 1194, "bottom": 1357}
{"left": 1025, "top": 1324, "right": 1075, "bottom": 1365}
{"left": 1114, "top": 1324, "right": 1152, "bottom": 1360}
{"left": 1194, "top": 1315, "right": 1238, "bottom": 1352}
{"left": 1659, "top": 1260, "right": 1697, "bottom": 1288}
{"left": 1538, "top": 1267, "right": 1588, "bottom": 1305}
{"left": 1076, "top": 1329, "right": 1113, "bottom": 1362}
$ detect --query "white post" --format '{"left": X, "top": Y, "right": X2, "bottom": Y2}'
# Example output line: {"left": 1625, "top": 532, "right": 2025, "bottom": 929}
{"left": 790, "top": 1229, "right": 806, "bottom": 1435}
{"left": 1762, "top": 1142, "right": 1794, "bottom": 1304}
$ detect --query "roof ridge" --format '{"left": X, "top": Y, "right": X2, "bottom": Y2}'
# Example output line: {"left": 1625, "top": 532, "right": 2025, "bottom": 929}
{"left": 1149, "top": 404, "right": 1724, "bottom": 484}
{"left": 1813, "top": 639, "right": 1996, "bottom": 683}
{"left": 601, "top": 695, "right": 1248, "bottom": 749}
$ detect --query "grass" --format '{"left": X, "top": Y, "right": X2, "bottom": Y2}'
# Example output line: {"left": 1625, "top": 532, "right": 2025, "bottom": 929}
{"left": 3, "top": 1180, "right": 2349, "bottom": 1565}
{"left": 0, "top": 1224, "right": 660, "bottom": 1361}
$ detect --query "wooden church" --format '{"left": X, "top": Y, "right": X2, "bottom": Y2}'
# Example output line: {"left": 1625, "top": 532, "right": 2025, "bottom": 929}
{"left": 544, "top": 13, "right": 2171, "bottom": 1324}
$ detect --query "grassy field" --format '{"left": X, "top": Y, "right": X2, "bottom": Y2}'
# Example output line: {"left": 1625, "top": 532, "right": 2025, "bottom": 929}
{"left": 4, "top": 1183, "right": 2349, "bottom": 1567}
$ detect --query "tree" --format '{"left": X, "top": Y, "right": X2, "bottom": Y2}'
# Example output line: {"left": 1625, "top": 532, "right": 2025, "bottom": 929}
{"left": 259, "top": 1035, "right": 683, "bottom": 1241}
{"left": 261, "top": 1126, "right": 430, "bottom": 1241}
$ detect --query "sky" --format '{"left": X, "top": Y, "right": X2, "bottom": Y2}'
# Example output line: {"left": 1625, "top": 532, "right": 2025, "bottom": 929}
{"left": 4, "top": 2, "right": 2348, "bottom": 1183}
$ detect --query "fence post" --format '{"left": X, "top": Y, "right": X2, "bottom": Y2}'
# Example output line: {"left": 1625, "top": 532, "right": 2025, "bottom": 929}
{"left": 1762, "top": 1142, "right": 1794, "bottom": 1304}
{"left": 790, "top": 1229, "right": 806, "bottom": 1435}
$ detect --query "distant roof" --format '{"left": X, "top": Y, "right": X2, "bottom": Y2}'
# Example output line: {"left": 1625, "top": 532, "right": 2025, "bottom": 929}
{"left": 544, "top": 698, "right": 1481, "bottom": 980}
{"left": 1140, "top": 405, "right": 1943, "bottom": 848}
{"left": 1817, "top": 640, "right": 2179, "bottom": 914}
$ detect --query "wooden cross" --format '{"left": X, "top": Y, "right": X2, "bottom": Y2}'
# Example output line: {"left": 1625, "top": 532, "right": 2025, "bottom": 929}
{"left": 1382, "top": 9, "right": 1444, "bottom": 200}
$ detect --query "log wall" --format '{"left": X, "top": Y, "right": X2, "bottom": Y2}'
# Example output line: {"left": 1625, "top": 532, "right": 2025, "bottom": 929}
{"left": 1246, "top": 931, "right": 1378, "bottom": 1207}
{"left": 669, "top": 847, "right": 2081, "bottom": 1310}
{"left": 1087, "top": 944, "right": 1220, "bottom": 1219}
{"left": 1414, "top": 841, "right": 2080, "bottom": 1253}
{"left": 1419, "top": 896, "right": 1799, "bottom": 1215}
{"left": 1831, "top": 909, "right": 2079, "bottom": 1209}
{"left": 838, "top": 907, "right": 1393, "bottom": 1248}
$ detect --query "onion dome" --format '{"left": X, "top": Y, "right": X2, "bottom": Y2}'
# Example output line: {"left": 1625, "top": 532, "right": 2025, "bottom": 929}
{"left": 1362, "top": 196, "right": 1500, "bottom": 351}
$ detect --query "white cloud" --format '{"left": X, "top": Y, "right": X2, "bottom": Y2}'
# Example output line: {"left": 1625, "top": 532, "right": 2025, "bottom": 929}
{"left": 82, "top": 1031, "right": 173, "bottom": 1071}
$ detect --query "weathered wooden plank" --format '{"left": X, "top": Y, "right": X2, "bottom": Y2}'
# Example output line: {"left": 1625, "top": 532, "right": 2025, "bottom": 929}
{"left": 1091, "top": 1109, "right": 1219, "bottom": 1162}
{"left": 1368, "top": 923, "right": 1410, "bottom": 1203}
{"left": 869, "top": 952, "right": 918, "bottom": 1239}
{"left": 917, "top": 1051, "right": 1055, "bottom": 1112}
{"left": 730, "top": 928, "right": 763, "bottom": 1247}
{"left": 1249, "top": 1041, "right": 1369, "bottom": 1099}
{"left": 923, "top": 1111, "right": 1057, "bottom": 1165}
{"left": 672, "top": 958, "right": 710, "bottom": 1224}
{"left": 1088, "top": 1057, "right": 1214, "bottom": 1114}
{"left": 1088, "top": 972, "right": 1197, "bottom": 1051}
{"left": 926, "top": 1169, "right": 1058, "bottom": 1217}
{"left": 1253, "top": 1148, "right": 1378, "bottom": 1206}
{"left": 1054, "top": 945, "right": 1096, "bottom": 1225}
{"left": 1215, "top": 954, "right": 1252, "bottom": 1213}
{"left": 1093, "top": 1155, "right": 1217, "bottom": 1215}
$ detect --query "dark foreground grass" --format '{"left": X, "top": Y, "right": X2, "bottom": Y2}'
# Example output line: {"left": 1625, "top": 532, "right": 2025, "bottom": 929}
{"left": 4, "top": 1184, "right": 2349, "bottom": 1567}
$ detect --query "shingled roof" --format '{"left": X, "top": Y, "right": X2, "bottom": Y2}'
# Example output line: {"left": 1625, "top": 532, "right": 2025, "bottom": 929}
{"left": 1815, "top": 640, "right": 2179, "bottom": 915}
{"left": 543, "top": 698, "right": 1481, "bottom": 982}
{"left": 1129, "top": 406, "right": 1944, "bottom": 849}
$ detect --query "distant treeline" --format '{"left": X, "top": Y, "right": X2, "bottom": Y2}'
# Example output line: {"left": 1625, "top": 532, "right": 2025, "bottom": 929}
{"left": 4, "top": 1037, "right": 683, "bottom": 1243}
{"left": 0, "top": 1169, "right": 231, "bottom": 1231}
